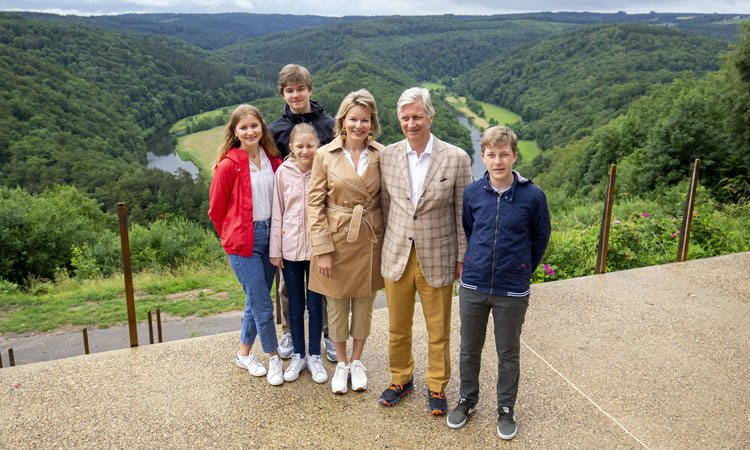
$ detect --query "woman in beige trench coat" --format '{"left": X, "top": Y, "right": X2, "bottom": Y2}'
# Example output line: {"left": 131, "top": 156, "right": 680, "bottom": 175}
{"left": 307, "top": 89, "right": 384, "bottom": 395}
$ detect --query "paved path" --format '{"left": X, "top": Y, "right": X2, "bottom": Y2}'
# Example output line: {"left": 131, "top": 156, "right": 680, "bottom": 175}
{"left": 1, "top": 253, "right": 748, "bottom": 448}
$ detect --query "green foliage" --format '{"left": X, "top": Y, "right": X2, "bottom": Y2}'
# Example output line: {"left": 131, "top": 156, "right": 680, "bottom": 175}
{"left": 71, "top": 244, "right": 100, "bottom": 279}
{"left": 455, "top": 24, "right": 728, "bottom": 149}
{"left": 0, "top": 185, "right": 112, "bottom": 284}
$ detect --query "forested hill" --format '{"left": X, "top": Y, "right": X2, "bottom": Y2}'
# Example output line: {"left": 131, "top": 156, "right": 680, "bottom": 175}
{"left": 453, "top": 24, "right": 729, "bottom": 149}
{"left": 0, "top": 13, "right": 271, "bottom": 224}
{"left": 219, "top": 16, "right": 576, "bottom": 84}
{"left": 21, "top": 12, "right": 356, "bottom": 49}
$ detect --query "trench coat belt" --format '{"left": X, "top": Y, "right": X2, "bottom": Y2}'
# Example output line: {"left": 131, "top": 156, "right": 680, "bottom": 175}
{"left": 326, "top": 202, "right": 378, "bottom": 244}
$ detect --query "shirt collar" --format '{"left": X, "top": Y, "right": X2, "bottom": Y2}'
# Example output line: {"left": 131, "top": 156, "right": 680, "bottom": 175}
{"left": 406, "top": 134, "right": 434, "bottom": 156}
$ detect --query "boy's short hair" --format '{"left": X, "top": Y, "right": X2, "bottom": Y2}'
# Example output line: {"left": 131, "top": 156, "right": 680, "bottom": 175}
{"left": 278, "top": 64, "right": 313, "bottom": 95}
{"left": 481, "top": 125, "right": 518, "bottom": 155}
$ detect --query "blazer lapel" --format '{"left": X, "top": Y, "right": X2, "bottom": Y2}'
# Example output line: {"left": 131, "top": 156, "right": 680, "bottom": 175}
{"left": 419, "top": 139, "right": 444, "bottom": 200}
{"left": 329, "top": 141, "right": 372, "bottom": 201}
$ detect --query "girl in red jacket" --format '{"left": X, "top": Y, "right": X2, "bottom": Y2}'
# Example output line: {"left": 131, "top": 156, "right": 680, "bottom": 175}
{"left": 208, "top": 104, "right": 284, "bottom": 386}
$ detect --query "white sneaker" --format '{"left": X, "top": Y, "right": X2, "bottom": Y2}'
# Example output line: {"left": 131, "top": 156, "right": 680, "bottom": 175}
{"left": 236, "top": 352, "right": 266, "bottom": 377}
{"left": 267, "top": 355, "right": 284, "bottom": 386}
{"left": 284, "top": 353, "right": 307, "bottom": 382}
{"left": 331, "top": 362, "right": 349, "bottom": 394}
{"left": 350, "top": 360, "right": 368, "bottom": 392}
{"left": 278, "top": 332, "right": 294, "bottom": 359}
{"left": 323, "top": 336, "right": 337, "bottom": 362}
{"left": 307, "top": 355, "right": 328, "bottom": 384}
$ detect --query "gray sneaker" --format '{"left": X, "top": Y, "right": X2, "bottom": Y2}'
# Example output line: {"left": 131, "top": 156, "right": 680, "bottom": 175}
{"left": 278, "top": 332, "right": 293, "bottom": 359}
{"left": 447, "top": 398, "right": 477, "bottom": 429}
{"left": 497, "top": 407, "right": 517, "bottom": 440}
{"left": 323, "top": 336, "right": 337, "bottom": 362}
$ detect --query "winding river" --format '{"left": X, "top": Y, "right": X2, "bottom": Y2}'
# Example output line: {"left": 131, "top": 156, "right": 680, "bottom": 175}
{"left": 145, "top": 125, "right": 200, "bottom": 179}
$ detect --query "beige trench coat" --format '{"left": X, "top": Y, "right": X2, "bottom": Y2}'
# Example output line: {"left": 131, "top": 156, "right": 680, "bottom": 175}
{"left": 307, "top": 136, "right": 385, "bottom": 299}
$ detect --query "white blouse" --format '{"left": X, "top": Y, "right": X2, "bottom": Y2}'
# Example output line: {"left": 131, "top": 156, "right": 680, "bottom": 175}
{"left": 250, "top": 149, "right": 274, "bottom": 222}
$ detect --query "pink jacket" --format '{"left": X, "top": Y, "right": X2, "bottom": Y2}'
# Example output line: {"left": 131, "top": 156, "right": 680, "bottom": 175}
{"left": 270, "top": 159, "right": 312, "bottom": 262}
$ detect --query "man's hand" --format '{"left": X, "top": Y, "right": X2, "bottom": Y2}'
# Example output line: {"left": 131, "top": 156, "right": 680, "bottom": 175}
{"left": 455, "top": 262, "right": 463, "bottom": 281}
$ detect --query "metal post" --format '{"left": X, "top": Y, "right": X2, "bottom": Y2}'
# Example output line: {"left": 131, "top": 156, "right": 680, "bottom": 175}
{"left": 595, "top": 164, "right": 617, "bottom": 274}
{"left": 8, "top": 348, "right": 15, "bottom": 367}
{"left": 275, "top": 270, "right": 281, "bottom": 325}
{"left": 677, "top": 159, "right": 701, "bottom": 262}
{"left": 0, "top": 353, "right": 3, "bottom": 368}
{"left": 118, "top": 202, "right": 138, "bottom": 348}
{"left": 82, "top": 328, "right": 90, "bottom": 355}
{"left": 148, "top": 310, "right": 154, "bottom": 345}
{"left": 156, "top": 307, "right": 163, "bottom": 343}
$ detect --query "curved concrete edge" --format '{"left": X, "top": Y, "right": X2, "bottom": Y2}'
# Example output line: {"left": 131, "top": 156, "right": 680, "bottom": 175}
{"left": 1, "top": 252, "right": 748, "bottom": 448}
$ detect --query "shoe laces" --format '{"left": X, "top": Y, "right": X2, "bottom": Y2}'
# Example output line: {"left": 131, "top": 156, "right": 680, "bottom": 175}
{"left": 430, "top": 390, "right": 446, "bottom": 400}
{"left": 387, "top": 383, "right": 406, "bottom": 392}
{"left": 455, "top": 398, "right": 473, "bottom": 413}
{"left": 499, "top": 407, "right": 514, "bottom": 421}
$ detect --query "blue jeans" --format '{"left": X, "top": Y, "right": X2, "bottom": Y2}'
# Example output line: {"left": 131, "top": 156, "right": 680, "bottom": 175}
{"left": 282, "top": 259, "right": 323, "bottom": 357}
{"left": 228, "top": 220, "right": 278, "bottom": 353}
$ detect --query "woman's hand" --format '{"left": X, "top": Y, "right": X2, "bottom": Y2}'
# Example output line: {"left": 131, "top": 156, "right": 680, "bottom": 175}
{"left": 317, "top": 253, "right": 333, "bottom": 278}
{"left": 270, "top": 257, "right": 284, "bottom": 269}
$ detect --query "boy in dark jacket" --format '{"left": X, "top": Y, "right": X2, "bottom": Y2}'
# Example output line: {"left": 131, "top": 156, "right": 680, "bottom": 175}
{"left": 447, "top": 126, "right": 551, "bottom": 440}
{"left": 269, "top": 64, "right": 337, "bottom": 362}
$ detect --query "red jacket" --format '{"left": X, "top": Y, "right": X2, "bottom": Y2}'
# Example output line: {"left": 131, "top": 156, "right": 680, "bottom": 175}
{"left": 208, "top": 147, "right": 282, "bottom": 257}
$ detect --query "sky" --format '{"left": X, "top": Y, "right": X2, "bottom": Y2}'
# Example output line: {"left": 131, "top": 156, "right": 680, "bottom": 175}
{"left": 2, "top": 0, "right": 750, "bottom": 17}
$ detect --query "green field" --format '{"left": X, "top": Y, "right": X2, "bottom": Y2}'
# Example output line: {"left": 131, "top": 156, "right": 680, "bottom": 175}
{"left": 176, "top": 126, "right": 225, "bottom": 177}
{"left": 480, "top": 101, "right": 522, "bottom": 125}
{"left": 0, "top": 265, "right": 252, "bottom": 334}
{"left": 518, "top": 140, "right": 540, "bottom": 163}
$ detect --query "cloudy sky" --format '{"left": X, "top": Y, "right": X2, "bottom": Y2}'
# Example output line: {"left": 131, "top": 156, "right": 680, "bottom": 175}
{"left": 2, "top": 0, "right": 749, "bottom": 17}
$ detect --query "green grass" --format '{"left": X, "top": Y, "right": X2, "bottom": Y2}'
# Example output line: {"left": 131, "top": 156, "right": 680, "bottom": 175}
{"left": 422, "top": 82, "right": 447, "bottom": 92}
{"left": 518, "top": 140, "right": 541, "bottom": 163}
{"left": 176, "top": 126, "right": 225, "bottom": 177}
{"left": 480, "top": 101, "right": 522, "bottom": 125}
{"left": 170, "top": 107, "right": 232, "bottom": 134}
{"left": 0, "top": 265, "right": 268, "bottom": 334}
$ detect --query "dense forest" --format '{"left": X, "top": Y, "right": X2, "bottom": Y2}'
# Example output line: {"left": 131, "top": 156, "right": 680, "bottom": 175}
{"left": 453, "top": 24, "right": 728, "bottom": 149}
{"left": 0, "top": 11, "right": 748, "bottom": 287}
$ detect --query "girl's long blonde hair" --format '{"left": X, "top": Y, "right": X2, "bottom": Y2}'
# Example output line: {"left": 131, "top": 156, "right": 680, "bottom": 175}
{"left": 213, "top": 104, "right": 280, "bottom": 170}
{"left": 287, "top": 122, "right": 319, "bottom": 160}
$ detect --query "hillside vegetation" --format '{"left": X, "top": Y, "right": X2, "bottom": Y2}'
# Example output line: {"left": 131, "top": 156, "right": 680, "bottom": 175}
{"left": 454, "top": 24, "right": 729, "bottom": 149}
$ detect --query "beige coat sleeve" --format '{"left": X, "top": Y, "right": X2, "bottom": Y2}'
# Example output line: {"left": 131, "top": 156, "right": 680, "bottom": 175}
{"left": 307, "top": 148, "right": 335, "bottom": 255}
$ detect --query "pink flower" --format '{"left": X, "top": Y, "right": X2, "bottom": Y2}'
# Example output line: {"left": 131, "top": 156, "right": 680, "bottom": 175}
{"left": 641, "top": 212, "right": 650, "bottom": 218}
{"left": 547, "top": 268, "right": 556, "bottom": 276}
{"left": 614, "top": 219, "right": 621, "bottom": 225}
{"left": 671, "top": 232, "right": 677, "bottom": 239}
{"left": 543, "top": 264, "right": 549, "bottom": 270}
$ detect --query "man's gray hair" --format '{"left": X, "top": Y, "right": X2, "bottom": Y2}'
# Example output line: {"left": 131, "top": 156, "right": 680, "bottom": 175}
{"left": 397, "top": 87, "right": 435, "bottom": 118}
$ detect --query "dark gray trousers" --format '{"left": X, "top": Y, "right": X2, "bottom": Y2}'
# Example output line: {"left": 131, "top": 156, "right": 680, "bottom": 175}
{"left": 458, "top": 286, "right": 529, "bottom": 413}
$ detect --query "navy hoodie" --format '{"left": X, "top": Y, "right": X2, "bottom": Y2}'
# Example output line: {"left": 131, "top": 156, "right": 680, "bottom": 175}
{"left": 269, "top": 101, "right": 335, "bottom": 158}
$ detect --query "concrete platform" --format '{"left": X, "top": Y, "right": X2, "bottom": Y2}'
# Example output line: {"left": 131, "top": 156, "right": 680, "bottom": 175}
{"left": 1, "top": 253, "right": 748, "bottom": 448}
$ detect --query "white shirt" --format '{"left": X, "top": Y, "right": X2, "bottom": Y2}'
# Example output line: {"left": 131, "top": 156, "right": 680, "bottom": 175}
{"left": 342, "top": 147, "right": 369, "bottom": 177}
{"left": 249, "top": 149, "right": 274, "bottom": 222}
{"left": 406, "top": 134, "right": 434, "bottom": 208}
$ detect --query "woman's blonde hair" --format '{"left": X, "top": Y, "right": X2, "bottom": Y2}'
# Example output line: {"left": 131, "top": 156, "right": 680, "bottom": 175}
{"left": 287, "top": 123, "right": 319, "bottom": 160}
{"left": 334, "top": 89, "right": 381, "bottom": 141}
{"left": 214, "top": 104, "right": 279, "bottom": 169}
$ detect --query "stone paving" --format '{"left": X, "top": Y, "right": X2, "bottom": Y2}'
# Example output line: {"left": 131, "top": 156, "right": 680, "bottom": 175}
{"left": 1, "top": 252, "right": 748, "bottom": 448}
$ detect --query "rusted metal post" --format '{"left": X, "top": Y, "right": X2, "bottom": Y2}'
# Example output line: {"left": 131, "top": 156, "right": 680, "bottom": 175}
{"left": 677, "top": 159, "right": 701, "bottom": 262}
{"left": 8, "top": 348, "right": 15, "bottom": 367}
{"left": 595, "top": 164, "right": 617, "bottom": 274}
{"left": 148, "top": 310, "right": 154, "bottom": 344}
{"left": 82, "top": 328, "right": 90, "bottom": 355}
{"left": 118, "top": 202, "right": 138, "bottom": 348}
{"left": 156, "top": 307, "right": 163, "bottom": 343}
{"left": 275, "top": 270, "right": 281, "bottom": 325}
{"left": 0, "top": 353, "right": 3, "bottom": 368}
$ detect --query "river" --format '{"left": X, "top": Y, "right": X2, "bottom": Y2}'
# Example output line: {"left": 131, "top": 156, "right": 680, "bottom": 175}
{"left": 145, "top": 125, "right": 200, "bottom": 179}
{"left": 456, "top": 115, "right": 486, "bottom": 180}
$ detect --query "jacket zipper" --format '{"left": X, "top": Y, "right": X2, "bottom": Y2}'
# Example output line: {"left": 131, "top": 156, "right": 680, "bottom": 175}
{"left": 489, "top": 193, "right": 501, "bottom": 293}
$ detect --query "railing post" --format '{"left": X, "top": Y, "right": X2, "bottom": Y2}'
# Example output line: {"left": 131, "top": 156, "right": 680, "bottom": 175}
{"left": 8, "top": 348, "right": 15, "bottom": 367}
{"left": 148, "top": 310, "right": 154, "bottom": 345}
{"left": 82, "top": 328, "right": 90, "bottom": 355}
{"left": 118, "top": 202, "right": 138, "bottom": 348}
{"left": 0, "top": 352, "right": 3, "bottom": 368}
{"left": 156, "top": 307, "right": 163, "bottom": 343}
{"left": 595, "top": 164, "right": 617, "bottom": 274}
{"left": 676, "top": 159, "right": 701, "bottom": 262}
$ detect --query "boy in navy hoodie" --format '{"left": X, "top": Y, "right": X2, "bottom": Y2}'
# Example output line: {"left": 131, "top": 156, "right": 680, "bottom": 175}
{"left": 446, "top": 126, "right": 550, "bottom": 440}
{"left": 269, "top": 64, "right": 337, "bottom": 362}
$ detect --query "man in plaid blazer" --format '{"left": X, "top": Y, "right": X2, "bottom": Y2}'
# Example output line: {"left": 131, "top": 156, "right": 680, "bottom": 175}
{"left": 378, "top": 87, "right": 472, "bottom": 415}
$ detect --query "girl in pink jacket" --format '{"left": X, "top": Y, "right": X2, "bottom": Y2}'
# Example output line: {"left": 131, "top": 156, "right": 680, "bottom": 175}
{"left": 270, "top": 123, "right": 328, "bottom": 384}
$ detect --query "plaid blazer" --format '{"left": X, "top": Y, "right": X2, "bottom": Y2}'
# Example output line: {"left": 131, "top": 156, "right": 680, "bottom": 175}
{"left": 380, "top": 136, "right": 472, "bottom": 288}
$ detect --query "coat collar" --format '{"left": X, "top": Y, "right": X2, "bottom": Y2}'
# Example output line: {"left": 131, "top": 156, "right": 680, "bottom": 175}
{"left": 481, "top": 170, "right": 529, "bottom": 202}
